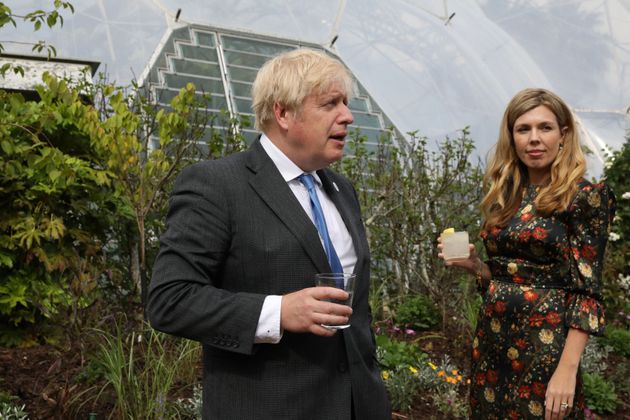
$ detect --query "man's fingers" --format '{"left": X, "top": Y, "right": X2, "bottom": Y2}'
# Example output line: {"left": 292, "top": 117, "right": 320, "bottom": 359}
{"left": 311, "top": 286, "right": 349, "bottom": 301}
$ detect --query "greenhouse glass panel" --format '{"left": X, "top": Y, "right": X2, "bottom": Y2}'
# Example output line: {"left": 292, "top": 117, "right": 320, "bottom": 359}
{"left": 171, "top": 59, "right": 221, "bottom": 78}
{"left": 179, "top": 44, "right": 219, "bottom": 62}
{"left": 223, "top": 50, "right": 270, "bottom": 68}
{"left": 221, "top": 35, "right": 295, "bottom": 56}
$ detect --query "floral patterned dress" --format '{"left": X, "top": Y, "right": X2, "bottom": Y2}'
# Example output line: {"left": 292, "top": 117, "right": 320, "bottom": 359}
{"left": 471, "top": 180, "right": 616, "bottom": 419}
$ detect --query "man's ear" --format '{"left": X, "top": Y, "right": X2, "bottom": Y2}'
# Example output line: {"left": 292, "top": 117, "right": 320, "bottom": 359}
{"left": 273, "top": 102, "right": 291, "bottom": 130}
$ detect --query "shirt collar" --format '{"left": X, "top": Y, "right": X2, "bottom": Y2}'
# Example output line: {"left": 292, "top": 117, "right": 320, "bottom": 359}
{"left": 260, "top": 134, "right": 322, "bottom": 186}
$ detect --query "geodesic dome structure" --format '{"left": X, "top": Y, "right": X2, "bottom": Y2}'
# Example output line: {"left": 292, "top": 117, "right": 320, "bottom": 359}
{"left": 2, "top": 0, "right": 629, "bottom": 176}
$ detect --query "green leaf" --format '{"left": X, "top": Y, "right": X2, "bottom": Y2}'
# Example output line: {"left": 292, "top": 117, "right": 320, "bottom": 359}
{"left": 0, "top": 251, "right": 14, "bottom": 268}
{"left": 48, "top": 169, "right": 61, "bottom": 182}
{"left": 0, "top": 140, "right": 14, "bottom": 155}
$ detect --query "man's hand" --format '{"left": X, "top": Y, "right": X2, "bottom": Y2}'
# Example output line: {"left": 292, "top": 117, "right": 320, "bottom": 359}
{"left": 281, "top": 287, "right": 353, "bottom": 336}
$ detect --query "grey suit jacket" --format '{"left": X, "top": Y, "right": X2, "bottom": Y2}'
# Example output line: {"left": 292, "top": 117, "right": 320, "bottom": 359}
{"left": 148, "top": 139, "right": 390, "bottom": 420}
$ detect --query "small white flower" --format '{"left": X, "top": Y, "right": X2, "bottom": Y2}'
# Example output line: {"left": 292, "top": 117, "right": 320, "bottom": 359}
{"left": 609, "top": 232, "right": 620, "bottom": 241}
{"left": 622, "top": 192, "right": 630, "bottom": 200}
{"left": 604, "top": 161, "right": 613, "bottom": 169}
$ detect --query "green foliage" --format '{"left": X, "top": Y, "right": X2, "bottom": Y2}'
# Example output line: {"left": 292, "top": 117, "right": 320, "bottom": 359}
{"left": 376, "top": 334, "right": 428, "bottom": 370}
{"left": 602, "top": 132, "right": 630, "bottom": 316}
{"left": 336, "top": 128, "right": 484, "bottom": 327}
{"left": 82, "top": 322, "right": 201, "bottom": 419}
{"left": 393, "top": 294, "right": 440, "bottom": 331}
{"left": 0, "top": 1, "right": 74, "bottom": 74}
{"left": 583, "top": 372, "right": 618, "bottom": 414}
{"left": 0, "top": 401, "right": 29, "bottom": 420}
{"left": 174, "top": 383, "right": 202, "bottom": 420}
{"left": 0, "top": 389, "right": 28, "bottom": 420}
{"left": 376, "top": 335, "right": 427, "bottom": 413}
{"left": 383, "top": 364, "right": 422, "bottom": 413}
{"left": 599, "top": 325, "right": 630, "bottom": 357}
{"left": 580, "top": 338, "right": 610, "bottom": 375}
{"left": 460, "top": 282, "right": 482, "bottom": 338}
{"left": 79, "top": 76, "right": 246, "bottom": 304}
{"left": 0, "top": 78, "right": 123, "bottom": 345}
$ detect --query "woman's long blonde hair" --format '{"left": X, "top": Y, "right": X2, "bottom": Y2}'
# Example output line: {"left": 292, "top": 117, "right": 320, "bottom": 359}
{"left": 480, "top": 88, "right": 586, "bottom": 230}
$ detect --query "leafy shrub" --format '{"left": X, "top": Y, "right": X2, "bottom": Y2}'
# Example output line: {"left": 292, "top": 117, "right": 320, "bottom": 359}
{"left": 337, "top": 129, "right": 484, "bottom": 322}
{"left": 382, "top": 365, "right": 421, "bottom": 413}
{"left": 0, "top": 81, "right": 123, "bottom": 346}
{"left": 580, "top": 338, "right": 610, "bottom": 375}
{"left": 602, "top": 133, "right": 630, "bottom": 318}
{"left": 394, "top": 294, "right": 440, "bottom": 331}
{"left": 0, "top": 401, "right": 29, "bottom": 420}
{"left": 599, "top": 325, "right": 630, "bottom": 357}
{"left": 376, "top": 334, "right": 427, "bottom": 370}
{"left": 583, "top": 372, "right": 617, "bottom": 414}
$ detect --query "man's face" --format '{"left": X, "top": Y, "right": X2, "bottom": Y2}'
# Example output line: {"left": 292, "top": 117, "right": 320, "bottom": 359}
{"left": 282, "top": 85, "right": 354, "bottom": 172}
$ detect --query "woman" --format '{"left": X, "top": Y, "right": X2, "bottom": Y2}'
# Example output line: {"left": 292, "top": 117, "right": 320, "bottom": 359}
{"left": 439, "top": 88, "right": 616, "bottom": 419}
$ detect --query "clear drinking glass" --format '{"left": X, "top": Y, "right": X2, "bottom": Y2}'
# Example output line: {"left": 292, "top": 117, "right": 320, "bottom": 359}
{"left": 315, "top": 273, "right": 356, "bottom": 329}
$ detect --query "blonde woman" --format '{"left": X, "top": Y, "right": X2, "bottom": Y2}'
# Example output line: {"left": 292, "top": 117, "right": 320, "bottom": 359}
{"left": 439, "top": 88, "right": 616, "bottom": 419}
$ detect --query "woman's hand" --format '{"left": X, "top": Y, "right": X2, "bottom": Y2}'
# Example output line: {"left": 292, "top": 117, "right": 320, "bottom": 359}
{"left": 544, "top": 328, "right": 588, "bottom": 420}
{"left": 544, "top": 364, "right": 577, "bottom": 420}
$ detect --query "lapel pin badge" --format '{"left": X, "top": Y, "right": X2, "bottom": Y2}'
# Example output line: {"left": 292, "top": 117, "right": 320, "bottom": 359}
{"left": 332, "top": 182, "right": 339, "bottom": 192}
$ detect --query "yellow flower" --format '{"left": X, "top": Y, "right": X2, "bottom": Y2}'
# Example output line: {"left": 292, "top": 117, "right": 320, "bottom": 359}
{"left": 491, "top": 318, "right": 501, "bottom": 333}
{"left": 472, "top": 337, "right": 479, "bottom": 349}
{"left": 578, "top": 262, "right": 592, "bottom": 278}
{"left": 529, "top": 401, "right": 543, "bottom": 416}
{"left": 446, "top": 376, "right": 457, "bottom": 384}
{"left": 507, "top": 262, "right": 518, "bottom": 274}
{"left": 382, "top": 370, "right": 390, "bottom": 380}
{"left": 589, "top": 314, "right": 599, "bottom": 330}
{"left": 588, "top": 191, "right": 601, "bottom": 208}
{"left": 507, "top": 347, "right": 519, "bottom": 360}
{"left": 438, "top": 370, "right": 446, "bottom": 377}
{"left": 484, "top": 387, "right": 495, "bottom": 403}
{"left": 428, "top": 362, "right": 438, "bottom": 370}
{"left": 457, "top": 375, "right": 463, "bottom": 382}
{"left": 452, "top": 369, "right": 459, "bottom": 376}
{"left": 409, "top": 366, "right": 418, "bottom": 374}
{"left": 539, "top": 329, "right": 554, "bottom": 345}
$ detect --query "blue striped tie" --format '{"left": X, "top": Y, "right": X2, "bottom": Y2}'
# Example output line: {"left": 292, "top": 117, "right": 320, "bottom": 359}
{"left": 299, "top": 174, "right": 344, "bottom": 283}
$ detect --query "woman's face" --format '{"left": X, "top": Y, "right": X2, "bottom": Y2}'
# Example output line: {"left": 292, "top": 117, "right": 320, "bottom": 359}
{"left": 512, "top": 105, "right": 565, "bottom": 184}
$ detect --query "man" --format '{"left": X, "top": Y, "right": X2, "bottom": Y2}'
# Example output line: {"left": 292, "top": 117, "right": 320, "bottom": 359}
{"left": 148, "top": 48, "right": 390, "bottom": 420}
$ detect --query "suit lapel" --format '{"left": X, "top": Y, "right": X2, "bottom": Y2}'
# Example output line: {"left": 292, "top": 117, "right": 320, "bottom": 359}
{"left": 318, "top": 169, "right": 367, "bottom": 267}
{"left": 246, "top": 141, "right": 330, "bottom": 274}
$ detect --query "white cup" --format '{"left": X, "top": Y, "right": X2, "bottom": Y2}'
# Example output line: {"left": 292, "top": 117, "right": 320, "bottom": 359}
{"left": 442, "top": 231, "right": 470, "bottom": 262}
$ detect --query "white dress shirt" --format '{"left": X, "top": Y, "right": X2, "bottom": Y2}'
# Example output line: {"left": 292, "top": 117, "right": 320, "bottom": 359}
{"left": 254, "top": 134, "right": 357, "bottom": 343}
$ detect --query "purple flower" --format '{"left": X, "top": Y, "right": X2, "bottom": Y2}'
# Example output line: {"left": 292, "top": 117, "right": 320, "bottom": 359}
{"left": 404, "top": 328, "right": 416, "bottom": 336}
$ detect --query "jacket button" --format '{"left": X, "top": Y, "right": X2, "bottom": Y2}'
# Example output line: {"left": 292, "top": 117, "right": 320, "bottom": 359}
{"left": 338, "top": 362, "right": 347, "bottom": 373}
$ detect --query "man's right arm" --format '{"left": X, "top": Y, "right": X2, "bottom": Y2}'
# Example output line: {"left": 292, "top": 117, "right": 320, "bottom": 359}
{"left": 147, "top": 163, "right": 266, "bottom": 355}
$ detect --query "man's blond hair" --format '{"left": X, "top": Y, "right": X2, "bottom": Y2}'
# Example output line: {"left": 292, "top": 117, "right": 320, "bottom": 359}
{"left": 251, "top": 48, "right": 353, "bottom": 131}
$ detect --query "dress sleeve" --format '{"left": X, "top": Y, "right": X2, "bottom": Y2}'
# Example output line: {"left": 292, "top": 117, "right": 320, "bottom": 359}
{"left": 564, "top": 183, "right": 616, "bottom": 336}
